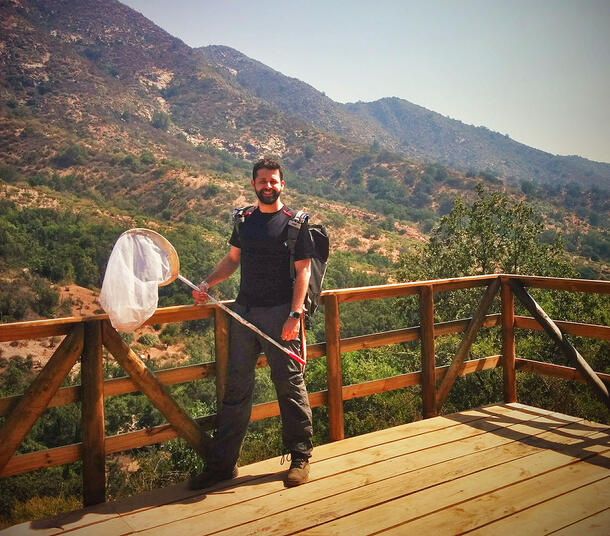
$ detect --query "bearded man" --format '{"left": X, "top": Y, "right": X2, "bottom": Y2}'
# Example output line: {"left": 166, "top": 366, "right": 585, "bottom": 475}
{"left": 190, "top": 158, "right": 314, "bottom": 489}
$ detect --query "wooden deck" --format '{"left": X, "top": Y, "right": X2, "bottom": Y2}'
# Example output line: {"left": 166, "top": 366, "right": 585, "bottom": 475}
{"left": 4, "top": 403, "right": 609, "bottom": 535}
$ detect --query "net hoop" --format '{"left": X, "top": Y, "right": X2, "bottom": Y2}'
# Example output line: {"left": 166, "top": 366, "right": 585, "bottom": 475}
{"left": 119, "top": 228, "right": 180, "bottom": 287}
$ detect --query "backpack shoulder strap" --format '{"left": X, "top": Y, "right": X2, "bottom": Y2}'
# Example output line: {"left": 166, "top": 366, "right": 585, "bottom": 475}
{"left": 284, "top": 208, "right": 309, "bottom": 279}
{"left": 284, "top": 209, "right": 308, "bottom": 250}
{"left": 232, "top": 205, "right": 256, "bottom": 234}
{"left": 232, "top": 205, "right": 256, "bottom": 223}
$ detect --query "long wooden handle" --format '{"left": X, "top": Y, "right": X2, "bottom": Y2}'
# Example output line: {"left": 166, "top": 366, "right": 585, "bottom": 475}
{"left": 177, "top": 275, "right": 305, "bottom": 366}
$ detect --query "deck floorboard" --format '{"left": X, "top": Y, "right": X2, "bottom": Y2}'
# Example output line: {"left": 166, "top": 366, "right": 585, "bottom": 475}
{"left": 4, "top": 403, "right": 608, "bottom": 536}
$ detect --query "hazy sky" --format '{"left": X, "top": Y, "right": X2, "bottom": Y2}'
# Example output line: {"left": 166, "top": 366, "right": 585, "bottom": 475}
{"left": 121, "top": 0, "right": 610, "bottom": 164}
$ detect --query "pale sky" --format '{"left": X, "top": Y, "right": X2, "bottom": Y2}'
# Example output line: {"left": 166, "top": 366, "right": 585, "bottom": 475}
{"left": 121, "top": 0, "right": 610, "bottom": 164}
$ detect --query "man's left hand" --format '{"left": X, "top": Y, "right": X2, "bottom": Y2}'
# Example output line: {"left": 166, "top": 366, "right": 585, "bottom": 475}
{"left": 281, "top": 317, "right": 300, "bottom": 341}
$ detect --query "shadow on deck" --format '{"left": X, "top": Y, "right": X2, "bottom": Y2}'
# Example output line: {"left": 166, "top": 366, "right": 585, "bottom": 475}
{"left": 5, "top": 403, "right": 609, "bottom": 536}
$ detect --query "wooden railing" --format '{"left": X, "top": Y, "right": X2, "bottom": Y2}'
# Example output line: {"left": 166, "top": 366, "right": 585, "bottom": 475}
{"left": 0, "top": 274, "right": 608, "bottom": 506}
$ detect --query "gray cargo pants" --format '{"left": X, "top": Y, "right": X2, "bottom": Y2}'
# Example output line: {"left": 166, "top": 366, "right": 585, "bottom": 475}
{"left": 208, "top": 302, "right": 313, "bottom": 472}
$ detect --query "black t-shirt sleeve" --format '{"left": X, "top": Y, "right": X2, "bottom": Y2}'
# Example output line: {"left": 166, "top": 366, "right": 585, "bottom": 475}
{"left": 294, "top": 219, "right": 315, "bottom": 261}
{"left": 229, "top": 226, "right": 241, "bottom": 248}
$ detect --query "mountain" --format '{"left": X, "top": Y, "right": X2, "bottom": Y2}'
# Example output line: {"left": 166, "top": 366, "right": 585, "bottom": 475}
{"left": 0, "top": 0, "right": 607, "bottom": 288}
{"left": 202, "top": 45, "right": 610, "bottom": 188}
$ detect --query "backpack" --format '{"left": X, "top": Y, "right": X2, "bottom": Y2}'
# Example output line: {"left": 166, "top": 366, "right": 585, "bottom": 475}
{"left": 233, "top": 206, "right": 329, "bottom": 328}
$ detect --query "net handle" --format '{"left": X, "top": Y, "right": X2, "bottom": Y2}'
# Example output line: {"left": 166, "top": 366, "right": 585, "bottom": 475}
{"left": 176, "top": 275, "right": 305, "bottom": 366}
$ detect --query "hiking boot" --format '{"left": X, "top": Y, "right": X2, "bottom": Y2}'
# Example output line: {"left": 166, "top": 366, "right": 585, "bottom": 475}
{"left": 284, "top": 454, "right": 310, "bottom": 487}
{"left": 187, "top": 465, "right": 238, "bottom": 490}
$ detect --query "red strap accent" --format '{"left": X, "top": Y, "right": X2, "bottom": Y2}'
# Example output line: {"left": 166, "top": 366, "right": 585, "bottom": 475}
{"left": 281, "top": 208, "right": 293, "bottom": 217}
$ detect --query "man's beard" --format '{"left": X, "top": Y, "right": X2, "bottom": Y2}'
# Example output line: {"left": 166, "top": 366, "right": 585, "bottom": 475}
{"left": 256, "top": 188, "right": 280, "bottom": 205}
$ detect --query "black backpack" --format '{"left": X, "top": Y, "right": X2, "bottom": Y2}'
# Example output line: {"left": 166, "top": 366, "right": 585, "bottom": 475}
{"left": 233, "top": 206, "right": 329, "bottom": 328}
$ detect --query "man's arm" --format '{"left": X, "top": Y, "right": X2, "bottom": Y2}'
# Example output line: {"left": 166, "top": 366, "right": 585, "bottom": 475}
{"left": 193, "top": 246, "right": 240, "bottom": 303}
{"left": 281, "top": 258, "right": 311, "bottom": 341}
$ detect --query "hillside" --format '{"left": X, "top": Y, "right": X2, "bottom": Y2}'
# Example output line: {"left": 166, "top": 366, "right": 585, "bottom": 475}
{"left": 0, "top": 0, "right": 608, "bottom": 331}
{"left": 202, "top": 45, "right": 610, "bottom": 188}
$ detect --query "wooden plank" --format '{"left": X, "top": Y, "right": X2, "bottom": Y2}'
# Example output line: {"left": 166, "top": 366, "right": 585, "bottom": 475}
{"left": 549, "top": 508, "right": 610, "bottom": 536}
{"left": 385, "top": 442, "right": 610, "bottom": 535}
{"left": 466, "top": 477, "right": 610, "bottom": 535}
{"left": 342, "top": 356, "right": 502, "bottom": 401}
{"left": 102, "top": 320, "right": 208, "bottom": 458}
{"left": 516, "top": 275, "right": 610, "bottom": 294}
{"left": 118, "top": 407, "right": 510, "bottom": 533}
{"left": 339, "top": 314, "right": 502, "bottom": 354}
{"left": 433, "top": 314, "right": 501, "bottom": 336}
{"left": 327, "top": 275, "right": 497, "bottom": 304}
{"left": 340, "top": 326, "right": 420, "bottom": 352}
{"left": 81, "top": 321, "right": 106, "bottom": 506}
{"left": 324, "top": 294, "right": 344, "bottom": 440}
{"left": 122, "top": 405, "right": 578, "bottom": 535}
{"left": 298, "top": 433, "right": 609, "bottom": 535}
{"left": 515, "top": 358, "right": 610, "bottom": 385}
{"left": 193, "top": 413, "right": 604, "bottom": 536}
{"left": 1, "top": 501, "right": 121, "bottom": 536}
{"left": 501, "top": 276, "right": 516, "bottom": 403}
{"left": 343, "top": 372, "right": 422, "bottom": 400}
{"left": 0, "top": 304, "right": 218, "bottom": 343}
{"left": 515, "top": 315, "right": 610, "bottom": 340}
{"left": 419, "top": 284, "right": 436, "bottom": 418}
{"left": 0, "top": 363, "right": 217, "bottom": 417}
{"left": 0, "top": 324, "right": 84, "bottom": 474}
{"left": 509, "top": 279, "right": 610, "bottom": 407}
{"left": 436, "top": 279, "right": 500, "bottom": 411}
{"left": 52, "top": 516, "right": 134, "bottom": 536}
{"left": 143, "top": 303, "right": 215, "bottom": 324}
{"left": 0, "top": 317, "right": 79, "bottom": 342}
{"left": 0, "top": 444, "right": 82, "bottom": 478}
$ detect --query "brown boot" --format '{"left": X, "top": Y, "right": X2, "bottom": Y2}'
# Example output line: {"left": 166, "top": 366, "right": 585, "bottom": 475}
{"left": 284, "top": 454, "right": 310, "bottom": 487}
{"left": 188, "top": 465, "right": 238, "bottom": 490}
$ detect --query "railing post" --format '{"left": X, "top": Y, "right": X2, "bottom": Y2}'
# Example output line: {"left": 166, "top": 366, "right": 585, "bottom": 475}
{"left": 419, "top": 285, "right": 437, "bottom": 418}
{"left": 82, "top": 320, "right": 106, "bottom": 506}
{"left": 214, "top": 308, "right": 230, "bottom": 416}
{"left": 501, "top": 277, "right": 517, "bottom": 403}
{"left": 324, "top": 294, "right": 344, "bottom": 440}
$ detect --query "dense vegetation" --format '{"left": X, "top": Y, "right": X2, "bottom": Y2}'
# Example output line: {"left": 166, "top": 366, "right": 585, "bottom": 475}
{"left": 0, "top": 185, "right": 608, "bottom": 528}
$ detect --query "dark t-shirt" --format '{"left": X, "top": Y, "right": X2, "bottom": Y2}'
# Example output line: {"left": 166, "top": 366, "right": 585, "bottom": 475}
{"left": 230, "top": 206, "right": 314, "bottom": 307}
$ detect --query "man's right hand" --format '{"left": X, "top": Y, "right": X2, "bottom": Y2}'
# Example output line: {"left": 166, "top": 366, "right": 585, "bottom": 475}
{"left": 192, "top": 281, "right": 210, "bottom": 304}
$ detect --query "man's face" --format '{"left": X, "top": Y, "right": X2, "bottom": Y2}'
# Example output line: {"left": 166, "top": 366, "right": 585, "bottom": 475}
{"left": 252, "top": 168, "right": 284, "bottom": 205}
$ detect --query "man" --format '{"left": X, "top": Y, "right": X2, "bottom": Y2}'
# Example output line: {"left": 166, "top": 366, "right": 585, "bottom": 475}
{"left": 189, "top": 158, "right": 314, "bottom": 489}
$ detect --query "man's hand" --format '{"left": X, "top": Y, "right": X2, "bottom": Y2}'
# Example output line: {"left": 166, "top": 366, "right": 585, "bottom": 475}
{"left": 192, "top": 281, "right": 210, "bottom": 304}
{"left": 281, "top": 316, "right": 300, "bottom": 341}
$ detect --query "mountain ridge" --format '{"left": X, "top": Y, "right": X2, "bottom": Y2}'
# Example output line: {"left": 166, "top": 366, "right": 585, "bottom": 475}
{"left": 202, "top": 44, "right": 610, "bottom": 188}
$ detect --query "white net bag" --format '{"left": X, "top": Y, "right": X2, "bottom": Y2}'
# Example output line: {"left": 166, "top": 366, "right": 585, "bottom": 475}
{"left": 99, "top": 229, "right": 179, "bottom": 332}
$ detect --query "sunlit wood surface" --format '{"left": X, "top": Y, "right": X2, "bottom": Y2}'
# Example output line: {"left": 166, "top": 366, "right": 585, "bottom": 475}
{"left": 4, "top": 403, "right": 609, "bottom": 536}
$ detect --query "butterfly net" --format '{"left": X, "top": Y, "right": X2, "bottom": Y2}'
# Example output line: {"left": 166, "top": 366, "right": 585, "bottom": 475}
{"left": 99, "top": 229, "right": 179, "bottom": 332}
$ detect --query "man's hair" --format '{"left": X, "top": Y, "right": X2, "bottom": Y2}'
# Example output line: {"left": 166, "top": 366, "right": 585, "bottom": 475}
{"left": 252, "top": 158, "right": 283, "bottom": 181}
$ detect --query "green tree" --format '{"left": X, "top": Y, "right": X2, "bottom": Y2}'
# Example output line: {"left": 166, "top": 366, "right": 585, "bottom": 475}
{"left": 151, "top": 111, "right": 170, "bottom": 131}
{"left": 398, "top": 184, "right": 573, "bottom": 281}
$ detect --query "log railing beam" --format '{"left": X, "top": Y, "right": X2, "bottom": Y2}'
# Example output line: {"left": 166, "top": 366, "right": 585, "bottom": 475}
{"left": 0, "top": 324, "right": 84, "bottom": 474}
{"left": 435, "top": 278, "right": 500, "bottom": 412}
{"left": 508, "top": 279, "right": 610, "bottom": 409}
{"left": 419, "top": 285, "right": 436, "bottom": 418}
{"left": 501, "top": 277, "right": 516, "bottom": 403}
{"left": 325, "top": 294, "right": 344, "bottom": 440}
{"left": 101, "top": 321, "right": 209, "bottom": 458}
{"left": 81, "top": 320, "right": 106, "bottom": 506}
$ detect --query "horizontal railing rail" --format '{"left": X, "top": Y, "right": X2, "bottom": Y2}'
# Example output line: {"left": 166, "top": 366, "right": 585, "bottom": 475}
{"left": 0, "top": 274, "right": 608, "bottom": 505}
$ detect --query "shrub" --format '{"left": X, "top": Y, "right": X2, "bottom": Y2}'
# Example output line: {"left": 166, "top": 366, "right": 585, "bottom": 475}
{"left": 151, "top": 111, "right": 170, "bottom": 131}
{"left": 53, "top": 144, "right": 87, "bottom": 168}
{"left": 137, "top": 333, "right": 161, "bottom": 347}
